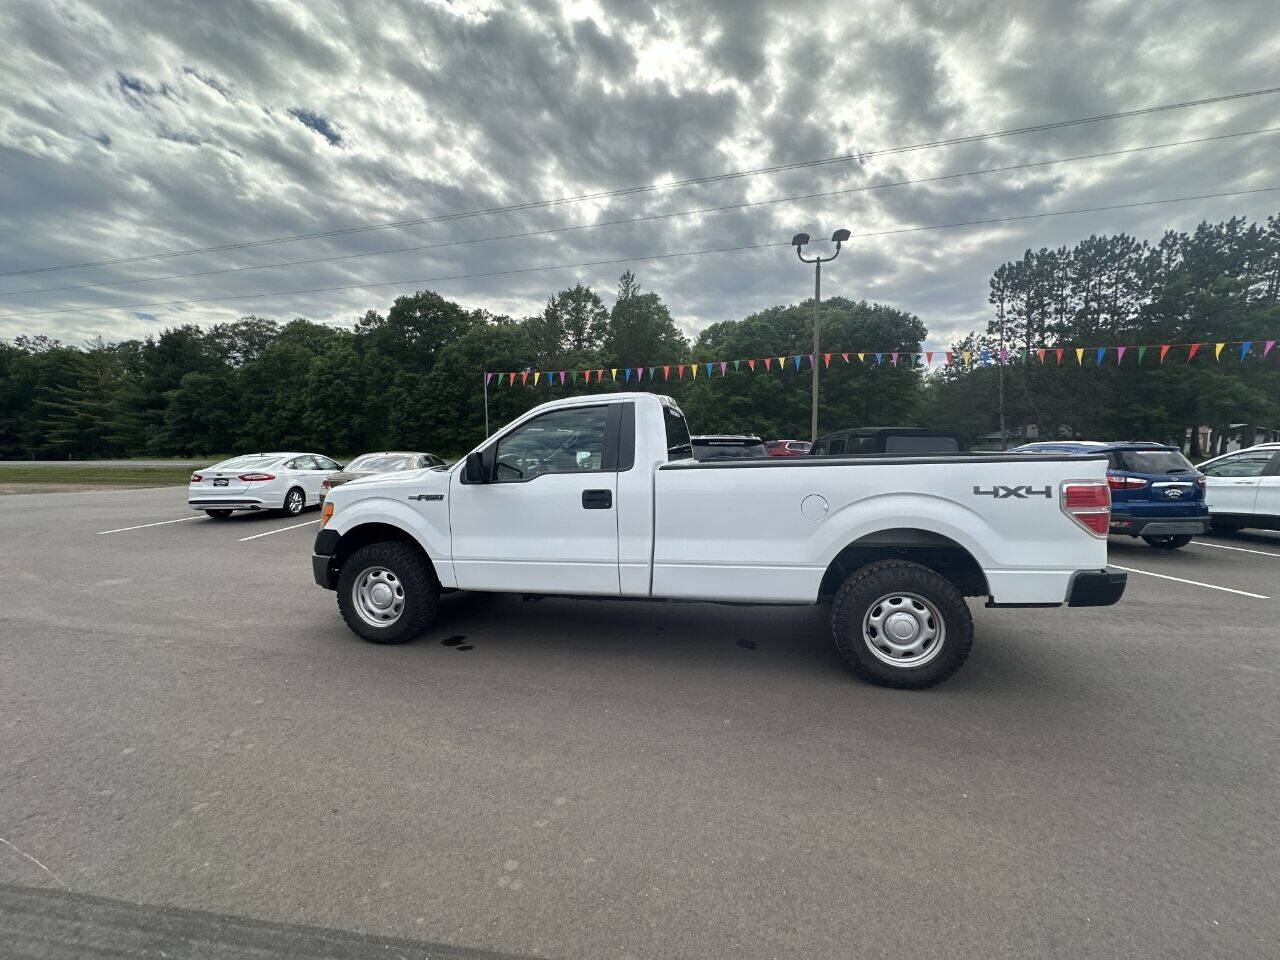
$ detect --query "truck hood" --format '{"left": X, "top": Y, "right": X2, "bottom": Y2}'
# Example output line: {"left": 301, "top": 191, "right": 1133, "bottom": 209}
{"left": 327, "top": 465, "right": 451, "bottom": 508}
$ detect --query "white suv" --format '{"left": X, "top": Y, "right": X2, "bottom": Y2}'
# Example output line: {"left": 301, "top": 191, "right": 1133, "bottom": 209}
{"left": 188, "top": 452, "right": 342, "bottom": 519}
{"left": 1197, "top": 443, "right": 1280, "bottom": 532}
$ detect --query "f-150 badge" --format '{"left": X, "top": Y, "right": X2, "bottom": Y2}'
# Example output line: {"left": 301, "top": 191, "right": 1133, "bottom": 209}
{"left": 972, "top": 485, "right": 1052, "bottom": 499}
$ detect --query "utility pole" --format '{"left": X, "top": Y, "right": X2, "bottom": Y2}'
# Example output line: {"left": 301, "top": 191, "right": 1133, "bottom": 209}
{"left": 792, "top": 229, "right": 850, "bottom": 443}
{"left": 997, "top": 310, "right": 1006, "bottom": 451}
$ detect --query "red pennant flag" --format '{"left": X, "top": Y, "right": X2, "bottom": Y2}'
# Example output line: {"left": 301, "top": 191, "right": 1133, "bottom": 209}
{"left": 582, "top": 369, "right": 591, "bottom": 384}
{"left": 747, "top": 358, "right": 756, "bottom": 371}
{"left": 944, "top": 351, "right": 953, "bottom": 365}
{"left": 764, "top": 357, "right": 773, "bottom": 370}
{"left": 823, "top": 353, "right": 831, "bottom": 368}
{"left": 925, "top": 351, "right": 933, "bottom": 364}
{"left": 662, "top": 365, "right": 670, "bottom": 379}
{"left": 1054, "top": 348, "right": 1064, "bottom": 365}
{"left": 841, "top": 352, "right": 849, "bottom": 363}
{"left": 520, "top": 371, "right": 529, "bottom": 385}
{"left": 597, "top": 369, "right": 604, "bottom": 381}
{"left": 506, "top": 372, "right": 514, "bottom": 385}
{"left": 1036, "top": 348, "right": 1046, "bottom": 363}
{"left": 1159, "top": 344, "right": 1170, "bottom": 363}
{"left": 1186, "top": 343, "right": 1201, "bottom": 362}
{"left": 677, "top": 364, "right": 685, "bottom": 379}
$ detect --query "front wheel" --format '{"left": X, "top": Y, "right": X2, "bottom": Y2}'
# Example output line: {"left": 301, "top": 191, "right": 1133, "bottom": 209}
{"left": 336, "top": 542, "right": 439, "bottom": 644}
{"left": 830, "top": 560, "right": 973, "bottom": 689}
{"left": 1142, "top": 534, "right": 1193, "bottom": 549}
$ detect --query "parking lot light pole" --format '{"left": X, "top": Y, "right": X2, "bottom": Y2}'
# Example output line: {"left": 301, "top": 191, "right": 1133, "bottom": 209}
{"left": 793, "top": 229, "right": 850, "bottom": 443}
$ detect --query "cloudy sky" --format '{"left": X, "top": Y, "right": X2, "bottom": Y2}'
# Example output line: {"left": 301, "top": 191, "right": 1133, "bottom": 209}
{"left": 2, "top": 0, "right": 1278, "bottom": 351}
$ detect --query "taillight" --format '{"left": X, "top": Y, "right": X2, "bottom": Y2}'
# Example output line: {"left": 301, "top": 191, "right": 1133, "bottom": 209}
{"left": 190, "top": 473, "right": 203, "bottom": 482}
{"left": 1106, "top": 475, "right": 1148, "bottom": 489}
{"left": 239, "top": 472, "right": 275, "bottom": 482}
{"left": 1194, "top": 476, "right": 1206, "bottom": 489}
{"left": 1061, "top": 481, "right": 1111, "bottom": 537}
{"left": 321, "top": 479, "right": 331, "bottom": 489}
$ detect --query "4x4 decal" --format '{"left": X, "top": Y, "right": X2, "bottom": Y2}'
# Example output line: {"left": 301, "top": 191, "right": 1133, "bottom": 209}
{"left": 972, "top": 484, "right": 1053, "bottom": 499}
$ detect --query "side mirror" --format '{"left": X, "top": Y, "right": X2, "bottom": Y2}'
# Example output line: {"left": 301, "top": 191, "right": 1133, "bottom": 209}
{"left": 464, "top": 451, "right": 489, "bottom": 483}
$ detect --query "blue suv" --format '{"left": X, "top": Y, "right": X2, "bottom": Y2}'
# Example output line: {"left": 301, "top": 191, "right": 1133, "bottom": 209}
{"left": 1014, "top": 441, "right": 1209, "bottom": 548}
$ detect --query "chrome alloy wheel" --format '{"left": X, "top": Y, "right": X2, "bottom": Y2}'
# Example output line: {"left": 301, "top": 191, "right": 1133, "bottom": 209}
{"left": 352, "top": 566, "right": 405, "bottom": 628}
{"left": 285, "top": 489, "right": 304, "bottom": 515}
{"left": 862, "top": 591, "right": 946, "bottom": 667}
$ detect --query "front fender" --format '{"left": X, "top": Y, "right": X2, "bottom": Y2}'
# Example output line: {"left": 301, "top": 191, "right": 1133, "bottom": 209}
{"left": 326, "top": 496, "right": 456, "bottom": 588}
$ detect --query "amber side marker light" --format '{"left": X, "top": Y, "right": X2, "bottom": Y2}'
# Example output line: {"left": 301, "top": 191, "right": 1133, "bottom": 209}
{"left": 321, "top": 502, "right": 334, "bottom": 526}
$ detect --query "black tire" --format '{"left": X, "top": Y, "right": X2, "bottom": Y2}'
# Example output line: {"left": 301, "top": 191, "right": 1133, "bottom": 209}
{"left": 336, "top": 541, "right": 439, "bottom": 644}
{"left": 830, "top": 560, "right": 973, "bottom": 689}
{"left": 1141, "top": 534, "right": 1193, "bottom": 549}
{"left": 1209, "top": 520, "right": 1244, "bottom": 534}
{"left": 282, "top": 486, "right": 305, "bottom": 516}
{"left": 205, "top": 509, "right": 233, "bottom": 519}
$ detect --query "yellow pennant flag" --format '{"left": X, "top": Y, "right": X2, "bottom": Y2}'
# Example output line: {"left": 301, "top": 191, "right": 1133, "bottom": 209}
{"left": 1214, "top": 341, "right": 1225, "bottom": 360}
{"left": 533, "top": 371, "right": 541, "bottom": 385}
{"left": 857, "top": 352, "right": 865, "bottom": 362}
{"left": 610, "top": 368, "right": 617, "bottom": 380}
{"left": 691, "top": 363, "right": 698, "bottom": 378}
{"left": 1074, "top": 347, "right": 1084, "bottom": 365}
{"left": 962, "top": 350, "right": 971, "bottom": 366}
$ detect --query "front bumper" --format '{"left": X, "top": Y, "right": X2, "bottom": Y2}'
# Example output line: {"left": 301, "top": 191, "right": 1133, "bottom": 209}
{"left": 312, "top": 528, "right": 341, "bottom": 590}
{"left": 1067, "top": 569, "right": 1127, "bottom": 607}
{"left": 1111, "top": 516, "right": 1210, "bottom": 537}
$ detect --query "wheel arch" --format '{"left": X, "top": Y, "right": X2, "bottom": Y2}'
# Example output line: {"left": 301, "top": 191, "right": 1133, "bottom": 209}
{"left": 332, "top": 521, "right": 441, "bottom": 586}
{"left": 818, "top": 527, "right": 989, "bottom": 600}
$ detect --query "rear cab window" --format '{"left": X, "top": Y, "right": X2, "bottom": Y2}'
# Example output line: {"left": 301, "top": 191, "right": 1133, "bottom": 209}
{"left": 663, "top": 403, "right": 692, "bottom": 461}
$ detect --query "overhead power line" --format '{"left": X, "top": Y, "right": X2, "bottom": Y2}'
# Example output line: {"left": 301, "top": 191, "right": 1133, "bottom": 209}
{"left": 4, "top": 85, "right": 1279, "bottom": 279}
{"left": 4, "top": 185, "right": 1277, "bottom": 321}
{"left": 6, "top": 126, "right": 1277, "bottom": 299}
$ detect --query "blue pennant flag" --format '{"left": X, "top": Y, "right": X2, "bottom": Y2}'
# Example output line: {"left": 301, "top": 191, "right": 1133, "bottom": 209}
{"left": 979, "top": 350, "right": 989, "bottom": 365}
{"left": 1095, "top": 347, "right": 1106, "bottom": 365}
{"left": 1240, "top": 340, "right": 1253, "bottom": 361}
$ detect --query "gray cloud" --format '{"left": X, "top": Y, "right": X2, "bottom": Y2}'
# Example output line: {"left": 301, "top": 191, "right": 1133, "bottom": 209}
{"left": 0, "top": 0, "right": 1278, "bottom": 351}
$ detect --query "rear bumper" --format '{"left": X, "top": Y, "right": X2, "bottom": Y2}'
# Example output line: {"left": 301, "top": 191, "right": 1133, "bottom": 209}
{"left": 1112, "top": 516, "right": 1210, "bottom": 536}
{"left": 1067, "top": 569, "right": 1127, "bottom": 607}
{"left": 189, "top": 498, "right": 268, "bottom": 511}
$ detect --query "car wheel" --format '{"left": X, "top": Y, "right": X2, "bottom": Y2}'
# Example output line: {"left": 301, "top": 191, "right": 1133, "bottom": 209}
{"left": 1141, "top": 534, "right": 1193, "bottom": 549}
{"left": 282, "top": 487, "right": 305, "bottom": 516}
{"left": 1209, "top": 519, "right": 1244, "bottom": 534}
{"left": 830, "top": 560, "right": 973, "bottom": 689}
{"left": 205, "top": 510, "right": 233, "bottom": 520}
{"left": 336, "top": 542, "right": 439, "bottom": 644}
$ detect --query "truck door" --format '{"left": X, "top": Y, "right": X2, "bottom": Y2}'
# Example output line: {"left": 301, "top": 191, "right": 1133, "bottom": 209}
{"left": 449, "top": 404, "right": 621, "bottom": 595}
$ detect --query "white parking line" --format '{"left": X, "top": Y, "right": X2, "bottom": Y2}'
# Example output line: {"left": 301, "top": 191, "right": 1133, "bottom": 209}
{"left": 1192, "top": 541, "right": 1280, "bottom": 559}
{"left": 97, "top": 516, "right": 200, "bottom": 535}
{"left": 1111, "top": 563, "right": 1270, "bottom": 599}
{"left": 237, "top": 519, "right": 320, "bottom": 542}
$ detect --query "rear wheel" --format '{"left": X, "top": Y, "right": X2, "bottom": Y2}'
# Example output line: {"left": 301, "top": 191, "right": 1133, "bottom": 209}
{"left": 336, "top": 542, "right": 439, "bottom": 644}
{"left": 1141, "top": 534, "right": 1193, "bottom": 549}
{"left": 205, "top": 509, "right": 233, "bottom": 520}
{"left": 830, "top": 560, "right": 973, "bottom": 689}
{"left": 1209, "top": 519, "right": 1244, "bottom": 534}
{"left": 282, "top": 487, "right": 305, "bottom": 516}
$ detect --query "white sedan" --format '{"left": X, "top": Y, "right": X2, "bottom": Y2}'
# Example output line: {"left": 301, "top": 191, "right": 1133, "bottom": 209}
{"left": 1197, "top": 443, "right": 1280, "bottom": 533}
{"left": 188, "top": 452, "right": 343, "bottom": 519}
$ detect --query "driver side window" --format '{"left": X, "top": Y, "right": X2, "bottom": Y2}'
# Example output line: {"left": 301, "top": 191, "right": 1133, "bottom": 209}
{"left": 494, "top": 406, "right": 609, "bottom": 482}
{"left": 1201, "top": 452, "right": 1273, "bottom": 477}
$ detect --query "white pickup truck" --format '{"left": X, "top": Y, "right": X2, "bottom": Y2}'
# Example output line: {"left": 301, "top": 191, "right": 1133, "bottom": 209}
{"left": 312, "top": 393, "right": 1125, "bottom": 688}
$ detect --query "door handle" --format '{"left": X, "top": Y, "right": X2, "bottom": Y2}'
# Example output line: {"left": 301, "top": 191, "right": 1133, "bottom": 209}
{"left": 582, "top": 489, "right": 612, "bottom": 509}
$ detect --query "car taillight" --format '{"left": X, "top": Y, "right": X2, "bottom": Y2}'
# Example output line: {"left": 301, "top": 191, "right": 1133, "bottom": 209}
{"left": 239, "top": 473, "right": 275, "bottom": 482}
{"left": 321, "top": 479, "right": 331, "bottom": 489}
{"left": 1194, "top": 476, "right": 1206, "bottom": 489}
{"left": 1106, "top": 475, "right": 1148, "bottom": 489}
{"left": 1061, "top": 481, "right": 1110, "bottom": 537}
{"left": 190, "top": 473, "right": 203, "bottom": 482}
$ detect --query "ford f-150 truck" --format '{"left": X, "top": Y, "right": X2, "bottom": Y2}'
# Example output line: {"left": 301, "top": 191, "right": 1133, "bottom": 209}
{"left": 312, "top": 393, "right": 1125, "bottom": 688}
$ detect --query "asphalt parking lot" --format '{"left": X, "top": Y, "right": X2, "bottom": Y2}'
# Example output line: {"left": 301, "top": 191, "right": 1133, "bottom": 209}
{"left": 2, "top": 487, "right": 1278, "bottom": 959}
